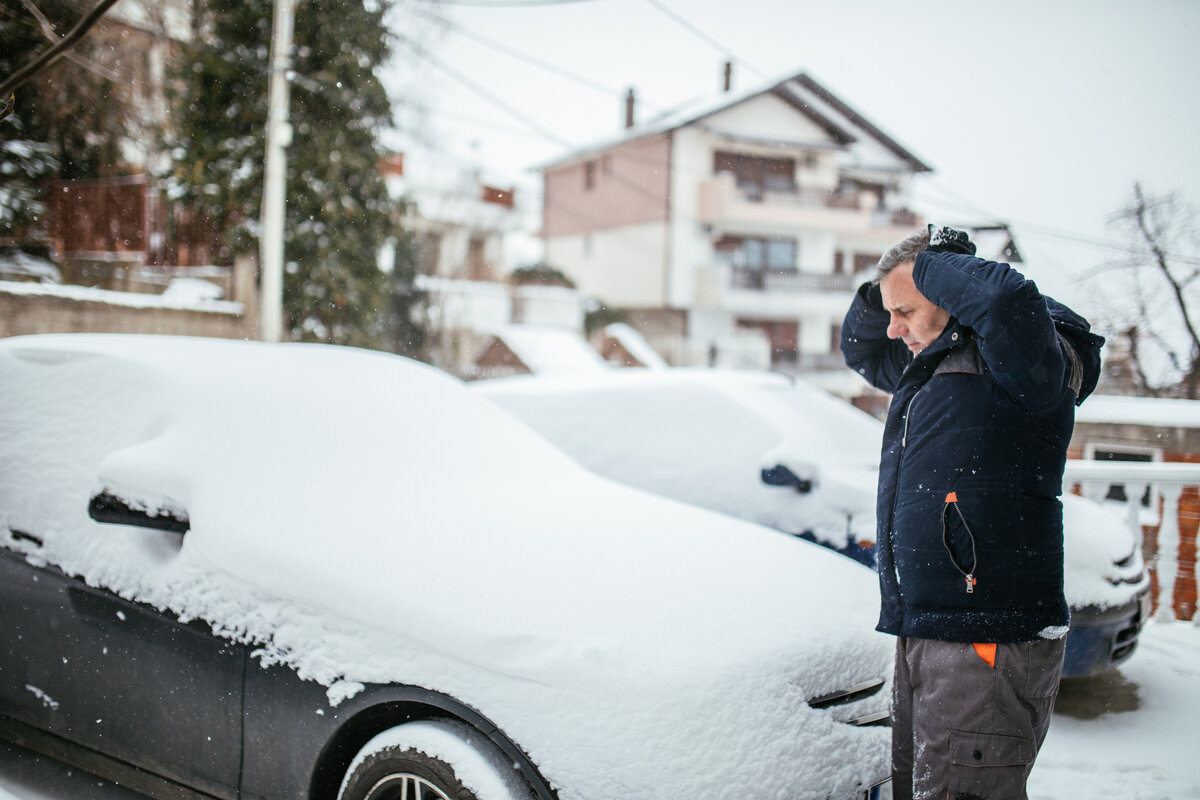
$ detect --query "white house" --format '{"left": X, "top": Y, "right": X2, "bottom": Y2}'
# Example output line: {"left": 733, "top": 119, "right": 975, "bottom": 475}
{"left": 538, "top": 70, "right": 932, "bottom": 394}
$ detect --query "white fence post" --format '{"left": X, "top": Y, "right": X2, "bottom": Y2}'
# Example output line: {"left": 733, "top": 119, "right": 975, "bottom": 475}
{"left": 1063, "top": 460, "right": 1200, "bottom": 623}
{"left": 1156, "top": 484, "right": 1183, "bottom": 622}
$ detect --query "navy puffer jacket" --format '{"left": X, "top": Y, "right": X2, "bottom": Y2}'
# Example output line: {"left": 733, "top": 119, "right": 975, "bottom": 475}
{"left": 841, "top": 251, "right": 1105, "bottom": 643}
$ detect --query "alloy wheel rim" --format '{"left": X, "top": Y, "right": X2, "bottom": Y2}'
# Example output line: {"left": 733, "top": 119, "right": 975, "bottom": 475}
{"left": 363, "top": 773, "right": 453, "bottom": 800}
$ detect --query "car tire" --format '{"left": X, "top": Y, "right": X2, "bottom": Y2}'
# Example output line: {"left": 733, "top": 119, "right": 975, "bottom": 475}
{"left": 338, "top": 719, "right": 531, "bottom": 800}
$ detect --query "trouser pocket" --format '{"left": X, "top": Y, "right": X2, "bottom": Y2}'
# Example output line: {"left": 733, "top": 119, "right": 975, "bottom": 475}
{"left": 948, "top": 729, "right": 1033, "bottom": 799}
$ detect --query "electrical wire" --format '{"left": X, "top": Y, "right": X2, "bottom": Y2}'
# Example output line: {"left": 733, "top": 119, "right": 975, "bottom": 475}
{"left": 394, "top": 32, "right": 577, "bottom": 150}
{"left": 403, "top": 4, "right": 638, "bottom": 103}
{"left": 642, "top": 0, "right": 770, "bottom": 82}
{"left": 919, "top": 179, "right": 1200, "bottom": 266}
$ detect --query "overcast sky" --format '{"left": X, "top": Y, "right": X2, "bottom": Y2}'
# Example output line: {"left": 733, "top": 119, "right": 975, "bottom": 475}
{"left": 380, "top": 0, "right": 1199, "bottom": 313}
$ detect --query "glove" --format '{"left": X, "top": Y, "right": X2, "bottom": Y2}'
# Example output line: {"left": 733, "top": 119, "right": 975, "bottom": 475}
{"left": 927, "top": 224, "right": 977, "bottom": 256}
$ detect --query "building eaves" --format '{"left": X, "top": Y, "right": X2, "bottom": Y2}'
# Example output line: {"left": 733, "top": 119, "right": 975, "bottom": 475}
{"left": 537, "top": 70, "right": 931, "bottom": 175}
{"left": 791, "top": 74, "right": 933, "bottom": 173}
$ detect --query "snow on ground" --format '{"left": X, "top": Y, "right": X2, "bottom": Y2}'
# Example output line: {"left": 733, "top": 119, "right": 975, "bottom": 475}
{"left": 1031, "top": 619, "right": 1200, "bottom": 799}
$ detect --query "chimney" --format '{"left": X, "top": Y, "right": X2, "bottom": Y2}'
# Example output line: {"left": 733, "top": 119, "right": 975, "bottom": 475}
{"left": 625, "top": 87, "right": 636, "bottom": 129}
{"left": 723, "top": 60, "right": 732, "bottom": 93}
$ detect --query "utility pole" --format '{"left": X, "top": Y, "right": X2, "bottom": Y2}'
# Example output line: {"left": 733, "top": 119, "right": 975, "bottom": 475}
{"left": 259, "top": 0, "right": 297, "bottom": 342}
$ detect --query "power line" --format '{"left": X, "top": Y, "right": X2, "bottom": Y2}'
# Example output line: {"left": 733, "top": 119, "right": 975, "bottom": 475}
{"left": 395, "top": 32, "right": 577, "bottom": 149}
{"left": 403, "top": 5, "right": 638, "bottom": 103}
{"left": 394, "top": 29, "right": 698, "bottom": 216}
{"left": 919, "top": 179, "right": 1200, "bottom": 267}
{"left": 642, "top": 0, "right": 770, "bottom": 82}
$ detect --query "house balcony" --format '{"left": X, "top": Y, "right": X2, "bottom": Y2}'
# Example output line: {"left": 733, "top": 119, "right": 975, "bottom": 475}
{"left": 694, "top": 263, "right": 856, "bottom": 316}
{"left": 698, "top": 173, "right": 920, "bottom": 239}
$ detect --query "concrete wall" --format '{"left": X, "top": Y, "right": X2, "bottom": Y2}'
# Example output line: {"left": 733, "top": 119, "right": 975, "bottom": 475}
{"left": 0, "top": 288, "right": 253, "bottom": 340}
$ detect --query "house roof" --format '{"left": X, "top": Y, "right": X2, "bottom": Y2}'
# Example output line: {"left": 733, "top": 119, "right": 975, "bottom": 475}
{"left": 482, "top": 324, "right": 609, "bottom": 375}
{"left": 602, "top": 323, "right": 669, "bottom": 369}
{"left": 539, "top": 71, "right": 932, "bottom": 174}
{"left": 962, "top": 224, "right": 1024, "bottom": 263}
{"left": 1076, "top": 394, "right": 1200, "bottom": 429}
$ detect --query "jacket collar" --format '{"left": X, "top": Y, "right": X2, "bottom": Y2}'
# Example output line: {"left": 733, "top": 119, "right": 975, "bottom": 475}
{"left": 899, "top": 318, "right": 970, "bottom": 381}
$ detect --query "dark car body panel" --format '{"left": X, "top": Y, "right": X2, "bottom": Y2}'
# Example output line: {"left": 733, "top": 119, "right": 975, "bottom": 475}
{"left": 0, "top": 536, "right": 558, "bottom": 800}
{"left": 0, "top": 543, "right": 243, "bottom": 796}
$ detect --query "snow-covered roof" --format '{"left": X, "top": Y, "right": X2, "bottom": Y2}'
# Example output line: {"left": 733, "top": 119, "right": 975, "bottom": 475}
{"left": 540, "top": 71, "right": 932, "bottom": 175}
{"left": 602, "top": 322, "right": 668, "bottom": 369}
{"left": 964, "top": 224, "right": 1023, "bottom": 263}
{"left": 385, "top": 158, "right": 523, "bottom": 232}
{"left": 1076, "top": 394, "right": 1200, "bottom": 429}
{"left": 483, "top": 324, "right": 608, "bottom": 374}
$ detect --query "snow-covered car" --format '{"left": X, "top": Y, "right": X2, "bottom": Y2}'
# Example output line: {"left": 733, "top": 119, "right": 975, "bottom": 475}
{"left": 473, "top": 368, "right": 1151, "bottom": 677}
{"left": 0, "top": 334, "right": 893, "bottom": 800}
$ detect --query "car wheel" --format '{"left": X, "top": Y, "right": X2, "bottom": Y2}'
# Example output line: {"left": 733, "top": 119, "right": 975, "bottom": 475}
{"left": 338, "top": 719, "right": 532, "bottom": 800}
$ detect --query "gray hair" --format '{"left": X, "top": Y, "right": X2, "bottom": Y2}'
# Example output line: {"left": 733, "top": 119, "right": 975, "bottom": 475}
{"left": 875, "top": 228, "right": 931, "bottom": 282}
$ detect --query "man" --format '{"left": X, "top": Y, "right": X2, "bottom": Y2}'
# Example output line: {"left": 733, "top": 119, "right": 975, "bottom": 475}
{"left": 840, "top": 225, "right": 1105, "bottom": 800}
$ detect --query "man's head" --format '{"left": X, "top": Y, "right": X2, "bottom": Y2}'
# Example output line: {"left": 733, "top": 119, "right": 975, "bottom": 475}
{"left": 875, "top": 228, "right": 950, "bottom": 355}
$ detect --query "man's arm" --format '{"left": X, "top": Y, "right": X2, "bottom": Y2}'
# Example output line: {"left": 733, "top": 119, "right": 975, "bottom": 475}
{"left": 841, "top": 280, "right": 910, "bottom": 394}
{"left": 913, "top": 251, "right": 1068, "bottom": 412}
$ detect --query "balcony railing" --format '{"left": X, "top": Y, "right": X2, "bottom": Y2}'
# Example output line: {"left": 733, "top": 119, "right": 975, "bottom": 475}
{"left": 1065, "top": 459, "right": 1200, "bottom": 623}
{"left": 729, "top": 268, "right": 856, "bottom": 293}
{"left": 700, "top": 174, "right": 921, "bottom": 230}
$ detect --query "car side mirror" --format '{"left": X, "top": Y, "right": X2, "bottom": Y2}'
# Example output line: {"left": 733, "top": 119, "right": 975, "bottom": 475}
{"left": 88, "top": 489, "right": 190, "bottom": 534}
{"left": 761, "top": 464, "right": 813, "bottom": 494}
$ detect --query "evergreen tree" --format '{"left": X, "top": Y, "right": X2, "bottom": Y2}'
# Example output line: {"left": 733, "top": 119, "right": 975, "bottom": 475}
{"left": 169, "top": 0, "right": 422, "bottom": 349}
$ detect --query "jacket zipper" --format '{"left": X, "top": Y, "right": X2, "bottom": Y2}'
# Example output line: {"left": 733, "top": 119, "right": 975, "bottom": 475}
{"left": 901, "top": 391, "right": 918, "bottom": 447}
{"left": 887, "top": 387, "right": 921, "bottom": 596}
{"left": 942, "top": 494, "right": 979, "bottom": 594}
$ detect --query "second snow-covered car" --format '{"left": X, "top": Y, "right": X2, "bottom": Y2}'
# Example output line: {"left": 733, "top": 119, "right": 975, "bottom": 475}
{"left": 0, "top": 334, "right": 892, "bottom": 800}
{"left": 473, "top": 368, "right": 1151, "bottom": 677}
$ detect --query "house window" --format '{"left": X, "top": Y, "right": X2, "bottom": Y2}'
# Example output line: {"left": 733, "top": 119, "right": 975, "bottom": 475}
{"left": 714, "top": 151, "right": 796, "bottom": 201}
{"left": 1085, "top": 444, "right": 1160, "bottom": 506}
{"left": 418, "top": 231, "right": 441, "bottom": 276}
{"left": 853, "top": 253, "right": 882, "bottom": 275}
{"left": 467, "top": 235, "right": 488, "bottom": 280}
{"left": 766, "top": 239, "right": 796, "bottom": 270}
{"left": 737, "top": 318, "right": 799, "bottom": 367}
{"left": 585, "top": 160, "right": 596, "bottom": 190}
{"left": 716, "top": 235, "right": 798, "bottom": 290}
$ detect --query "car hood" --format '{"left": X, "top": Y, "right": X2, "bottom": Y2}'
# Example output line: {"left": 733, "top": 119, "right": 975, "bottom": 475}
{"left": 0, "top": 335, "right": 890, "bottom": 800}
{"left": 1061, "top": 493, "right": 1149, "bottom": 609}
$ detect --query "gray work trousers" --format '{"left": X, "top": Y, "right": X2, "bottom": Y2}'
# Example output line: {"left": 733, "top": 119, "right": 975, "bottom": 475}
{"left": 891, "top": 636, "right": 1066, "bottom": 800}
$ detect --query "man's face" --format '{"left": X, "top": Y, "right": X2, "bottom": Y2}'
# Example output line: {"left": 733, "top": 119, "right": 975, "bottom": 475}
{"left": 879, "top": 260, "right": 950, "bottom": 355}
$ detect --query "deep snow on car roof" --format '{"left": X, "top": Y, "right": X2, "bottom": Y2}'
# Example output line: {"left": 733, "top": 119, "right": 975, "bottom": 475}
{"left": 0, "top": 335, "right": 892, "bottom": 799}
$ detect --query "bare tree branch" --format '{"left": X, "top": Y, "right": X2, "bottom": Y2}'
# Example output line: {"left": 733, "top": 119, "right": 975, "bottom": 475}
{"left": 1130, "top": 183, "right": 1200, "bottom": 397}
{"left": 0, "top": 0, "right": 123, "bottom": 98}
{"left": 18, "top": 0, "right": 121, "bottom": 82}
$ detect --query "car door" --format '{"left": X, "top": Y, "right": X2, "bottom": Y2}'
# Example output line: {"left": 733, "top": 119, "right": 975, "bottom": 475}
{"left": 0, "top": 526, "right": 245, "bottom": 799}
